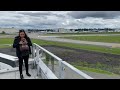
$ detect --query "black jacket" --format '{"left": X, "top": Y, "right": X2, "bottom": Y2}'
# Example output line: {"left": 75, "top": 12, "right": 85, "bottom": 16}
{"left": 13, "top": 36, "right": 32, "bottom": 57}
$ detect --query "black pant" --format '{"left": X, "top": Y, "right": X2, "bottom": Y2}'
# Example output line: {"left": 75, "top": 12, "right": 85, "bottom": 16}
{"left": 18, "top": 55, "right": 29, "bottom": 75}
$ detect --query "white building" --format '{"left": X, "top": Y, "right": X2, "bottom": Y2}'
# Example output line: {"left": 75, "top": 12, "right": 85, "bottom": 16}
{"left": 0, "top": 28, "right": 19, "bottom": 34}
{"left": 58, "top": 28, "right": 74, "bottom": 33}
{"left": 114, "top": 29, "right": 120, "bottom": 32}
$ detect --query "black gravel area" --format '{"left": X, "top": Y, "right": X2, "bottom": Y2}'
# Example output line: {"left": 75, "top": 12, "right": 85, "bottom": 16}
{"left": 42, "top": 45, "right": 120, "bottom": 74}
{"left": 0, "top": 48, "right": 16, "bottom": 56}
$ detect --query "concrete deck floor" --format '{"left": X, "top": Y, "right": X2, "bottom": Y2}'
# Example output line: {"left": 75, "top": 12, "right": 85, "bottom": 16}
{"left": 0, "top": 68, "right": 41, "bottom": 79}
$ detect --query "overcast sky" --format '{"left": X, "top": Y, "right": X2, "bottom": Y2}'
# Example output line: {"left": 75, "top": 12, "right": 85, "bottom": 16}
{"left": 0, "top": 11, "right": 120, "bottom": 29}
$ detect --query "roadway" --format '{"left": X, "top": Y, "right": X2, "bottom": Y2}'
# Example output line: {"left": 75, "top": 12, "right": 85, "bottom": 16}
{"left": 28, "top": 33, "right": 120, "bottom": 48}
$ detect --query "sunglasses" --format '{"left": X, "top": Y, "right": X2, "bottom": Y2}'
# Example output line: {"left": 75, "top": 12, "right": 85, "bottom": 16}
{"left": 19, "top": 30, "right": 25, "bottom": 32}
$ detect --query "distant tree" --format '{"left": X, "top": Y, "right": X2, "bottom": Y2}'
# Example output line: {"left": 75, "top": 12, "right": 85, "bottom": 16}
{"left": 1, "top": 31, "right": 5, "bottom": 34}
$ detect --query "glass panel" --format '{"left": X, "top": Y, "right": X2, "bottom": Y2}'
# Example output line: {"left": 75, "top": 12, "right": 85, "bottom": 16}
{"left": 41, "top": 52, "right": 60, "bottom": 78}
{"left": 61, "top": 62, "right": 85, "bottom": 79}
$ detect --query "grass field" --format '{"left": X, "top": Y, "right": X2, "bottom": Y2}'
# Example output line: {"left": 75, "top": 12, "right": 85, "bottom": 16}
{"left": 0, "top": 34, "right": 6, "bottom": 36}
{"left": 61, "top": 36, "right": 120, "bottom": 43}
{"left": 73, "top": 65, "right": 116, "bottom": 75}
{"left": 0, "top": 38, "right": 120, "bottom": 55}
{"left": 0, "top": 45, "right": 11, "bottom": 48}
{"left": 71, "top": 60, "right": 120, "bottom": 75}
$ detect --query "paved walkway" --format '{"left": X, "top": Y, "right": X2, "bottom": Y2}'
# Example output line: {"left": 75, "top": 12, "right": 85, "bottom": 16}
{"left": 0, "top": 68, "right": 41, "bottom": 79}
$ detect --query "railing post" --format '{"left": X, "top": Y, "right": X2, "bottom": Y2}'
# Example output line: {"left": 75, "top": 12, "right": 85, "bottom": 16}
{"left": 36, "top": 46, "right": 40, "bottom": 76}
{"left": 59, "top": 61, "right": 61, "bottom": 79}
{"left": 33, "top": 44, "right": 36, "bottom": 68}
{"left": 51, "top": 57, "right": 55, "bottom": 73}
{"left": 32, "top": 44, "right": 34, "bottom": 59}
{"left": 40, "top": 50, "right": 44, "bottom": 60}
{"left": 45, "top": 53, "right": 49, "bottom": 66}
{"left": 59, "top": 61, "right": 65, "bottom": 79}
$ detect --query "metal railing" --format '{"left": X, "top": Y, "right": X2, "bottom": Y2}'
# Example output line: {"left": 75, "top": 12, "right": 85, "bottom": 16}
{"left": 0, "top": 44, "right": 93, "bottom": 79}
{"left": 32, "top": 43, "right": 93, "bottom": 79}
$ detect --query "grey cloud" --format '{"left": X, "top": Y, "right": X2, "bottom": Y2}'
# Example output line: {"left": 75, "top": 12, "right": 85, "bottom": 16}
{"left": 18, "top": 11, "right": 67, "bottom": 19}
{"left": 52, "top": 14, "right": 66, "bottom": 18}
{"left": 68, "top": 11, "right": 120, "bottom": 19}
{"left": 18, "top": 12, "right": 52, "bottom": 17}
{"left": 27, "top": 17, "right": 58, "bottom": 25}
{"left": 1, "top": 11, "right": 120, "bottom": 29}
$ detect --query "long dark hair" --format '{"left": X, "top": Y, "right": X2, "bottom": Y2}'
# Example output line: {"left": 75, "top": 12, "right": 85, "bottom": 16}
{"left": 19, "top": 29, "right": 28, "bottom": 39}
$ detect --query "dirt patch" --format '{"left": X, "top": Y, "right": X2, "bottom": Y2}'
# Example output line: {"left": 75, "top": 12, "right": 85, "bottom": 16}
{"left": 42, "top": 45, "right": 120, "bottom": 65}
{"left": 42, "top": 45, "right": 120, "bottom": 74}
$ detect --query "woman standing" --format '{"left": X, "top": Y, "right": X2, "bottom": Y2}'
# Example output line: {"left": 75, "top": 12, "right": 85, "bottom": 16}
{"left": 13, "top": 30, "right": 32, "bottom": 79}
